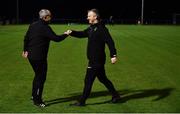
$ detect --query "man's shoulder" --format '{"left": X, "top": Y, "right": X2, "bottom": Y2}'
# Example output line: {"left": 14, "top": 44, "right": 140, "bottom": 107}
{"left": 97, "top": 22, "right": 108, "bottom": 31}
{"left": 29, "top": 21, "right": 38, "bottom": 28}
{"left": 30, "top": 20, "right": 48, "bottom": 29}
{"left": 31, "top": 20, "right": 41, "bottom": 25}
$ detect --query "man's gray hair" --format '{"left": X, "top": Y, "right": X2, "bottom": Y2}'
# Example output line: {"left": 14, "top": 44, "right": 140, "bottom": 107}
{"left": 39, "top": 9, "right": 51, "bottom": 19}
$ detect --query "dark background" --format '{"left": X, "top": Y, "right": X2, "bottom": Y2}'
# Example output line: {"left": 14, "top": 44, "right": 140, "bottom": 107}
{"left": 0, "top": 0, "right": 180, "bottom": 24}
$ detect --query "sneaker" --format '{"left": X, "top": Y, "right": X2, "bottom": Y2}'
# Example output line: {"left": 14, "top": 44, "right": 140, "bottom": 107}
{"left": 70, "top": 101, "right": 85, "bottom": 106}
{"left": 111, "top": 95, "right": 121, "bottom": 103}
{"left": 34, "top": 101, "right": 46, "bottom": 108}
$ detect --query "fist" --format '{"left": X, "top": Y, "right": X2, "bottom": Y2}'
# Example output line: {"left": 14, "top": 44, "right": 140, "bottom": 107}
{"left": 22, "top": 51, "right": 28, "bottom": 58}
{"left": 64, "top": 30, "right": 72, "bottom": 35}
{"left": 111, "top": 57, "right": 117, "bottom": 64}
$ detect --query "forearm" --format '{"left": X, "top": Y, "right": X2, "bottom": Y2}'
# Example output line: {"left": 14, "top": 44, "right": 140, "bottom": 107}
{"left": 70, "top": 30, "right": 87, "bottom": 38}
{"left": 50, "top": 34, "right": 68, "bottom": 42}
{"left": 23, "top": 37, "right": 29, "bottom": 51}
{"left": 56, "top": 34, "right": 68, "bottom": 42}
{"left": 108, "top": 43, "right": 117, "bottom": 58}
{"left": 23, "top": 44, "right": 27, "bottom": 51}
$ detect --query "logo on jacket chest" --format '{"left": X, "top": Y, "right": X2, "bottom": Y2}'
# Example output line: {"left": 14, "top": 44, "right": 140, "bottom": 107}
{"left": 94, "top": 27, "right": 97, "bottom": 31}
{"left": 89, "top": 27, "right": 98, "bottom": 33}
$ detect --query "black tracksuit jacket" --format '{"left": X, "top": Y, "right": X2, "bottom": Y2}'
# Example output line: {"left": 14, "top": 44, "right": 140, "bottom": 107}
{"left": 70, "top": 23, "right": 117, "bottom": 67}
{"left": 23, "top": 19, "right": 68, "bottom": 60}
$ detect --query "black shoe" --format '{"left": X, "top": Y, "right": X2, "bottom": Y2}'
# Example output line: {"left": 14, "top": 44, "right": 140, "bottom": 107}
{"left": 70, "top": 101, "right": 85, "bottom": 106}
{"left": 33, "top": 101, "right": 46, "bottom": 108}
{"left": 111, "top": 95, "right": 121, "bottom": 103}
{"left": 31, "top": 96, "right": 45, "bottom": 107}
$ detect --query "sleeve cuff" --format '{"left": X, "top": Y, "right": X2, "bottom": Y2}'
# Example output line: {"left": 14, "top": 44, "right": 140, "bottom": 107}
{"left": 111, "top": 54, "right": 117, "bottom": 58}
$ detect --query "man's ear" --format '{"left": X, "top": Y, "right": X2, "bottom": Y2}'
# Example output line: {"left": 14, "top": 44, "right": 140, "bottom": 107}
{"left": 95, "top": 15, "right": 98, "bottom": 20}
{"left": 42, "top": 17, "right": 46, "bottom": 20}
{"left": 45, "top": 16, "right": 51, "bottom": 20}
{"left": 44, "top": 16, "right": 48, "bottom": 19}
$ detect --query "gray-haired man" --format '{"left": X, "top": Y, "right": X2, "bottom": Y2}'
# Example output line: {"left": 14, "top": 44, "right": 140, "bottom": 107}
{"left": 22, "top": 9, "right": 68, "bottom": 107}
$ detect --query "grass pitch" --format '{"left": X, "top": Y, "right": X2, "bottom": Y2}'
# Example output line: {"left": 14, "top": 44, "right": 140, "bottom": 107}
{"left": 0, "top": 24, "right": 180, "bottom": 113}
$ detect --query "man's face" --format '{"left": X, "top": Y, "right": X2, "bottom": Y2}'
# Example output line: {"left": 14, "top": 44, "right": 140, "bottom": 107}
{"left": 87, "top": 11, "right": 97, "bottom": 24}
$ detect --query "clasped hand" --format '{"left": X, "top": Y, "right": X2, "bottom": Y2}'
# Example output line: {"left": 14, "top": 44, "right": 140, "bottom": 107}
{"left": 64, "top": 30, "right": 72, "bottom": 35}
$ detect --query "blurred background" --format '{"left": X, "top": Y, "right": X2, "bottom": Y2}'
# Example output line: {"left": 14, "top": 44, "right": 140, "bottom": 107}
{"left": 0, "top": 0, "right": 180, "bottom": 25}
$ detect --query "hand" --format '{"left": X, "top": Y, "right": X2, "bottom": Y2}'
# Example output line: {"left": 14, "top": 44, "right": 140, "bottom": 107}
{"left": 64, "top": 30, "right": 72, "bottom": 35}
{"left": 22, "top": 51, "right": 28, "bottom": 58}
{"left": 111, "top": 57, "right": 117, "bottom": 64}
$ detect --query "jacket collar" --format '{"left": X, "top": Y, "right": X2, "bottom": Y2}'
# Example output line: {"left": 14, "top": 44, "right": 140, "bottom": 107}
{"left": 39, "top": 19, "right": 49, "bottom": 25}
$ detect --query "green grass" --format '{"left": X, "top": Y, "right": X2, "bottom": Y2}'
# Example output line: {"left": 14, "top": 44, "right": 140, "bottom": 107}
{"left": 0, "top": 24, "right": 180, "bottom": 113}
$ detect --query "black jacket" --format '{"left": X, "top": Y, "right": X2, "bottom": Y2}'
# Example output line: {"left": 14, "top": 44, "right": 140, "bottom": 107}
{"left": 23, "top": 19, "right": 67, "bottom": 60}
{"left": 70, "top": 23, "right": 117, "bottom": 67}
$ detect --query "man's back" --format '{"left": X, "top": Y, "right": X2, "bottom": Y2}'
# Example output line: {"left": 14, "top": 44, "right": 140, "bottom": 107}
{"left": 24, "top": 19, "right": 50, "bottom": 60}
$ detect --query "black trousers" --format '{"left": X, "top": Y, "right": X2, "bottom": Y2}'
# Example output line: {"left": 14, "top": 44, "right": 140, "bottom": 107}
{"left": 28, "top": 59, "right": 47, "bottom": 102}
{"left": 79, "top": 65, "right": 119, "bottom": 103}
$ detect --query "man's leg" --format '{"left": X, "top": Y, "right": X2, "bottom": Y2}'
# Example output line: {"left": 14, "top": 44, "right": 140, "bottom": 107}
{"left": 97, "top": 67, "right": 120, "bottom": 103}
{"left": 29, "top": 59, "right": 47, "bottom": 106}
{"left": 72, "top": 67, "right": 96, "bottom": 106}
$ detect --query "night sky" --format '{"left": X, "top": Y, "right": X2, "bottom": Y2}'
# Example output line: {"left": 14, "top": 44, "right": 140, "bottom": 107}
{"left": 0, "top": 0, "right": 180, "bottom": 23}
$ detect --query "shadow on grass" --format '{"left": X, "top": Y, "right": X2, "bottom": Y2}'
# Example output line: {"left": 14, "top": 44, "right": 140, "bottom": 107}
{"left": 45, "top": 87, "right": 174, "bottom": 106}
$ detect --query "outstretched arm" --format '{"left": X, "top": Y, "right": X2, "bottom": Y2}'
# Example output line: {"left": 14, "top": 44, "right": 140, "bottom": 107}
{"left": 45, "top": 26, "right": 68, "bottom": 42}
{"left": 65, "top": 28, "right": 89, "bottom": 38}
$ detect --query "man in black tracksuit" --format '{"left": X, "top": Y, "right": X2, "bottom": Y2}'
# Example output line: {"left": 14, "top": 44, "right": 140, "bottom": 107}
{"left": 66, "top": 9, "right": 120, "bottom": 106}
{"left": 22, "top": 9, "right": 68, "bottom": 107}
